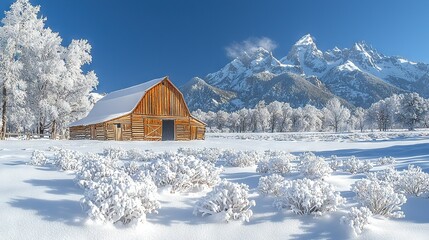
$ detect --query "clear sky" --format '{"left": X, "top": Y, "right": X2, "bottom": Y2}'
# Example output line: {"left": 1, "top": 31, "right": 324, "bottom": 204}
{"left": 0, "top": 0, "right": 428, "bottom": 93}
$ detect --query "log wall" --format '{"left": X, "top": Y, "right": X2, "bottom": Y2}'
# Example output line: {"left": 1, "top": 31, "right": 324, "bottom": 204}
{"left": 105, "top": 115, "right": 132, "bottom": 140}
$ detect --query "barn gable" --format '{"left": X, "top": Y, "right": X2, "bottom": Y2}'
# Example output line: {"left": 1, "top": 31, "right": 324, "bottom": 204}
{"left": 69, "top": 77, "right": 205, "bottom": 141}
{"left": 133, "top": 79, "right": 190, "bottom": 117}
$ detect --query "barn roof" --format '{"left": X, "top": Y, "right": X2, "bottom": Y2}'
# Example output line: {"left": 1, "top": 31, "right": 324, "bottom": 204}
{"left": 69, "top": 77, "right": 166, "bottom": 127}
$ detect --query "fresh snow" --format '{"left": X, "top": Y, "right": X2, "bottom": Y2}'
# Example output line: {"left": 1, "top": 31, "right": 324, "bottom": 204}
{"left": 338, "top": 60, "right": 361, "bottom": 72}
{"left": 1, "top": 132, "right": 429, "bottom": 240}
{"left": 295, "top": 34, "right": 315, "bottom": 46}
{"left": 69, "top": 77, "right": 165, "bottom": 127}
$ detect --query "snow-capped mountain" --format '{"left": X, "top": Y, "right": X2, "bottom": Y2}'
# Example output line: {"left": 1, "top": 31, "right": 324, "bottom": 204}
{"left": 181, "top": 77, "right": 237, "bottom": 111}
{"left": 181, "top": 34, "right": 429, "bottom": 111}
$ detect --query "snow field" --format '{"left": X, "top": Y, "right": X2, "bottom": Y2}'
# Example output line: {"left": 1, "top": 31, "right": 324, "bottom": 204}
{"left": 1, "top": 133, "right": 429, "bottom": 239}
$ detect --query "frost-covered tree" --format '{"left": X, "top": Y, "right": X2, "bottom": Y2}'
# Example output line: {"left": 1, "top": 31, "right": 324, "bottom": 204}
{"left": 53, "top": 39, "right": 98, "bottom": 137}
{"left": 291, "top": 107, "right": 304, "bottom": 132}
{"left": 254, "top": 101, "right": 269, "bottom": 132}
{"left": 1, "top": 0, "right": 63, "bottom": 135}
{"left": 227, "top": 112, "right": 240, "bottom": 132}
{"left": 303, "top": 104, "right": 323, "bottom": 132}
{"left": 194, "top": 92, "right": 429, "bottom": 133}
{"left": 367, "top": 95, "right": 400, "bottom": 131}
{"left": 0, "top": 0, "right": 97, "bottom": 137}
{"left": 397, "top": 93, "right": 428, "bottom": 130}
{"left": 237, "top": 108, "right": 250, "bottom": 132}
{"left": 279, "top": 102, "right": 292, "bottom": 132}
{"left": 215, "top": 110, "right": 229, "bottom": 130}
{"left": 0, "top": 0, "right": 39, "bottom": 137}
{"left": 205, "top": 111, "right": 216, "bottom": 130}
{"left": 322, "top": 98, "right": 350, "bottom": 132}
{"left": 267, "top": 101, "right": 282, "bottom": 132}
{"left": 191, "top": 109, "right": 207, "bottom": 123}
{"left": 353, "top": 107, "right": 366, "bottom": 132}
{"left": 0, "top": 39, "right": 24, "bottom": 139}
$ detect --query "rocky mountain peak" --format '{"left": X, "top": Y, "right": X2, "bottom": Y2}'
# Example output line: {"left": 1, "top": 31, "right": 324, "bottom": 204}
{"left": 295, "top": 34, "right": 316, "bottom": 46}
{"left": 181, "top": 34, "right": 429, "bottom": 112}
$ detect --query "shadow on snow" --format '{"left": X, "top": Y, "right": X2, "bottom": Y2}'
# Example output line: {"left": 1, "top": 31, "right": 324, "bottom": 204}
{"left": 24, "top": 178, "right": 83, "bottom": 195}
{"left": 8, "top": 198, "right": 85, "bottom": 226}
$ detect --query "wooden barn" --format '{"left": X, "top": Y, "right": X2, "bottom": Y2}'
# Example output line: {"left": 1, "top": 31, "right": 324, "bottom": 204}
{"left": 69, "top": 77, "right": 206, "bottom": 141}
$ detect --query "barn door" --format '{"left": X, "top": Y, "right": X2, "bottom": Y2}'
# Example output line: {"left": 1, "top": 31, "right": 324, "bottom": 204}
{"left": 144, "top": 118, "right": 162, "bottom": 141}
{"left": 162, "top": 120, "right": 175, "bottom": 141}
{"left": 114, "top": 123, "right": 122, "bottom": 141}
{"left": 191, "top": 126, "right": 197, "bottom": 140}
{"left": 90, "top": 125, "right": 96, "bottom": 139}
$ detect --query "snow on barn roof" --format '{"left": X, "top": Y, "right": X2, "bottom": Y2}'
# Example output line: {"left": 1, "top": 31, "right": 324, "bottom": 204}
{"left": 69, "top": 77, "right": 166, "bottom": 127}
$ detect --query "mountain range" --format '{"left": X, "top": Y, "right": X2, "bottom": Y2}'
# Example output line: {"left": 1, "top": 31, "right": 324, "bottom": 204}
{"left": 180, "top": 34, "right": 429, "bottom": 111}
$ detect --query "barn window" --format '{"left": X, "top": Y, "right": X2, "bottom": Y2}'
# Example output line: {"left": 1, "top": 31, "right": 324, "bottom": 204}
{"left": 115, "top": 123, "right": 121, "bottom": 128}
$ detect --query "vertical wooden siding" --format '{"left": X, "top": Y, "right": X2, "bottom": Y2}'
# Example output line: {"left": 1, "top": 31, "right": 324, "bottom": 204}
{"left": 133, "top": 80, "right": 189, "bottom": 117}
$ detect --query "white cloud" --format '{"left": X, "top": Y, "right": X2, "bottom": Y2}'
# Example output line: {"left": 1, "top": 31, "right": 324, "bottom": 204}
{"left": 226, "top": 37, "right": 277, "bottom": 59}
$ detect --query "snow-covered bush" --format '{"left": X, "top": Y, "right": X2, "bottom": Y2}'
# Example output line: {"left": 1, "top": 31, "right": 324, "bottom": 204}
{"left": 257, "top": 174, "right": 287, "bottom": 197}
{"left": 126, "top": 149, "right": 160, "bottom": 162}
{"left": 256, "top": 158, "right": 270, "bottom": 174}
{"left": 264, "top": 150, "right": 296, "bottom": 161}
{"left": 267, "top": 156, "right": 293, "bottom": 174}
{"left": 28, "top": 150, "right": 48, "bottom": 166}
{"left": 102, "top": 147, "right": 127, "bottom": 160}
{"left": 125, "top": 149, "right": 146, "bottom": 162}
{"left": 177, "top": 147, "right": 222, "bottom": 163}
{"left": 53, "top": 148, "right": 83, "bottom": 171}
{"left": 193, "top": 180, "right": 255, "bottom": 222}
{"left": 47, "top": 146, "right": 61, "bottom": 152}
{"left": 377, "top": 156, "right": 396, "bottom": 166}
{"left": 123, "top": 161, "right": 141, "bottom": 177}
{"left": 366, "top": 167, "right": 400, "bottom": 186}
{"left": 82, "top": 172, "right": 160, "bottom": 225}
{"left": 223, "top": 150, "right": 264, "bottom": 167}
{"left": 329, "top": 155, "right": 343, "bottom": 171}
{"left": 256, "top": 153, "right": 294, "bottom": 175}
{"left": 75, "top": 153, "right": 119, "bottom": 189}
{"left": 343, "top": 156, "right": 373, "bottom": 174}
{"left": 341, "top": 207, "right": 373, "bottom": 235}
{"left": 397, "top": 165, "right": 429, "bottom": 197}
{"left": 146, "top": 153, "right": 223, "bottom": 193}
{"left": 352, "top": 179, "right": 406, "bottom": 218}
{"left": 274, "top": 178, "right": 345, "bottom": 215}
{"left": 299, "top": 152, "right": 332, "bottom": 179}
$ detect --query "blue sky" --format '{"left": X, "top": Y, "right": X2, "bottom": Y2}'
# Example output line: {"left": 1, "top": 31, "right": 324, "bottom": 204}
{"left": 0, "top": 0, "right": 428, "bottom": 93}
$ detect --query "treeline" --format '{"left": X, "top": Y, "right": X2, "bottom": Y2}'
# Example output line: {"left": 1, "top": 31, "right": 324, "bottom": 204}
{"left": 192, "top": 93, "right": 429, "bottom": 133}
{"left": 0, "top": 0, "right": 97, "bottom": 139}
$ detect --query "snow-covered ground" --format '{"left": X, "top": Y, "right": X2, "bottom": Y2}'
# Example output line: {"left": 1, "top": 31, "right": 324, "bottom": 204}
{"left": 1, "top": 132, "right": 429, "bottom": 240}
